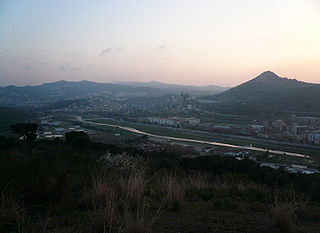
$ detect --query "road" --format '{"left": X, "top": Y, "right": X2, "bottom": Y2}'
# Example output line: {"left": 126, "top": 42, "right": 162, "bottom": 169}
{"left": 79, "top": 117, "right": 310, "bottom": 158}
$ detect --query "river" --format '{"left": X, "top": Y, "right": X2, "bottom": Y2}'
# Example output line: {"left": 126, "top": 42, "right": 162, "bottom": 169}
{"left": 81, "top": 118, "right": 310, "bottom": 158}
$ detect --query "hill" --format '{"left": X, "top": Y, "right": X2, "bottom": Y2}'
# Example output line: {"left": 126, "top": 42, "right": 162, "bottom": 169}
{"left": 0, "top": 80, "right": 227, "bottom": 107}
{"left": 116, "top": 81, "right": 229, "bottom": 95}
{"left": 0, "top": 81, "right": 165, "bottom": 106}
{"left": 211, "top": 71, "right": 320, "bottom": 113}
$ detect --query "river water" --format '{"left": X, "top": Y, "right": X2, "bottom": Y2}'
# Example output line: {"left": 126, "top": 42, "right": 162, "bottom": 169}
{"left": 82, "top": 119, "right": 309, "bottom": 158}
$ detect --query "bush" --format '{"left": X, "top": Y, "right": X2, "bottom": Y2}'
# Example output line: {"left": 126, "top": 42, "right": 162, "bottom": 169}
{"left": 240, "top": 188, "right": 266, "bottom": 202}
{"left": 224, "top": 197, "right": 238, "bottom": 210}
{"left": 247, "top": 201, "right": 266, "bottom": 212}
{"left": 301, "top": 206, "right": 320, "bottom": 221}
{"left": 65, "top": 131, "right": 90, "bottom": 149}
{"left": 213, "top": 198, "right": 225, "bottom": 210}
{"left": 200, "top": 188, "right": 215, "bottom": 201}
{"left": 212, "top": 197, "right": 238, "bottom": 210}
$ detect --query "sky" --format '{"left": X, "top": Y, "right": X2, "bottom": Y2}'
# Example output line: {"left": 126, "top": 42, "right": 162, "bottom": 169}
{"left": 0, "top": 0, "right": 320, "bottom": 87}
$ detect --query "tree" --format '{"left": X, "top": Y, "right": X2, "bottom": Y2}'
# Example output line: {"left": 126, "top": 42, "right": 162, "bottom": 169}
{"left": 10, "top": 123, "right": 38, "bottom": 143}
{"left": 65, "top": 131, "right": 90, "bottom": 149}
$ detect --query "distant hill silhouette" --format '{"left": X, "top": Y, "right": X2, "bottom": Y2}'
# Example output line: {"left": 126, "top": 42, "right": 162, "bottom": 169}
{"left": 116, "top": 81, "right": 229, "bottom": 95}
{"left": 211, "top": 71, "right": 320, "bottom": 113}
{"left": 0, "top": 80, "right": 226, "bottom": 106}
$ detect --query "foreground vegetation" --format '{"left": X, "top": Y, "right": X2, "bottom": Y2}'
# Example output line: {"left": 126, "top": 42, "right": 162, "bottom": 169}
{"left": 1, "top": 136, "right": 320, "bottom": 233}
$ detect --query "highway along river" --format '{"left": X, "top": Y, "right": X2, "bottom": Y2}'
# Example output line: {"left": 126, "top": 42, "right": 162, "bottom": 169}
{"left": 81, "top": 118, "right": 309, "bottom": 158}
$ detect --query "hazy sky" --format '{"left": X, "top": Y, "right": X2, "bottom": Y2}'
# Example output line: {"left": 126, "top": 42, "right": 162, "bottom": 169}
{"left": 1, "top": 0, "right": 320, "bottom": 87}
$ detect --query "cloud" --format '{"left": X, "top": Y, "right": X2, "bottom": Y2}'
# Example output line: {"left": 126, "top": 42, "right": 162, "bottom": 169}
{"left": 22, "top": 66, "right": 32, "bottom": 70}
{"left": 101, "top": 47, "right": 122, "bottom": 56}
{"left": 40, "top": 62, "right": 47, "bottom": 66}
{"left": 87, "top": 64, "right": 95, "bottom": 67}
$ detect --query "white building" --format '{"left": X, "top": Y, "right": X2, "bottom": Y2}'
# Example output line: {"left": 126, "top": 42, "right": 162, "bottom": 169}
{"left": 307, "top": 131, "right": 320, "bottom": 145}
{"left": 147, "top": 117, "right": 200, "bottom": 127}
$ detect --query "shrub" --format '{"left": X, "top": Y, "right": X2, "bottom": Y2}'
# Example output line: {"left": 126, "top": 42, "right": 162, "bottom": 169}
{"left": 300, "top": 206, "right": 320, "bottom": 222}
{"left": 240, "top": 188, "right": 266, "bottom": 202}
{"left": 200, "top": 188, "right": 215, "bottom": 201}
{"left": 99, "top": 151, "right": 140, "bottom": 171}
{"left": 65, "top": 131, "right": 90, "bottom": 149}
{"left": 212, "top": 197, "right": 238, "bottom": 210}
{"left": 247, "top": 201, "right": 266, "bottom": 212}
{"left": 213, "top": 198, "right": 225, "bottom": 210}
{"left": 224, "top": 197, "right": 238, "bottom": 210}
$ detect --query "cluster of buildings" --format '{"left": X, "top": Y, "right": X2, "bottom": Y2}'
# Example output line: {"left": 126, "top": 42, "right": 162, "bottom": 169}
{"left": 48, "top": 96, "right": 136, "bottom": 114}
{"left": 163, "top": 93, "right": 197, "bottom": 113}
{"left": 260, "top": 162, "right": 319, "bottom": 174}
{"left": 147, "top": 116, "right": 200, "bottom": 127}
{"left": 196, "top": 115, "right": 320, "bottom": 146}
{"left": 37, "top": 117, "right": 86, "bottom": 140}
{"left": 264, "top": 115, "right": 320, "bottom": 145}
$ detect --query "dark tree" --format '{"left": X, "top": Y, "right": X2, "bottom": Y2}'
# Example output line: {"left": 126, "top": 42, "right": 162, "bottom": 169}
{"left": 65, "top": 131, "right": 90, "bottom": 149}
{"left": 10, "top": 123, "right": 38, "bottom": 142}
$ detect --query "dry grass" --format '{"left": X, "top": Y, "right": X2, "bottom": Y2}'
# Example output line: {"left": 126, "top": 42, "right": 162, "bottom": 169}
{"left": 260, "top": 188, "right": 308, "bottom": 233}
{"left": 122, "top": 198, "right": 150, "bottom": 233}
{"left": 86, "top": 168, "right": 167, "bottom": 233}
{"left": 87, "top": 171, "right": 118, "bottom": 233}
{"left": 120, "top": 171, "right": 145, "bottom": 207}
{"left": 159, "top": 171, "right": 186, "bottom": 211}
{"left": 122, "top": 195, "right": 166, "bottom": 233}
{"left": 187, "top": 171, "right": 210, "bottom": 190}
{"left": 0, "top": 187, "right": 29, "bottom": 233}
{"left": 152, "top": 170, "right": 211, "bottom": 211}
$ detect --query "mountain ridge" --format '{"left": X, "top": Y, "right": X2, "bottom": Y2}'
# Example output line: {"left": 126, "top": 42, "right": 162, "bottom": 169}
{"left": 0, "top": 80, "right": 227, "bottom": 106}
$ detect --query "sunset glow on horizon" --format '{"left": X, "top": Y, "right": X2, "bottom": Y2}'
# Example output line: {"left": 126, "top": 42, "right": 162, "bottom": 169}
{"left": 1, "top": 0, "right": 320, "bottom": 86}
